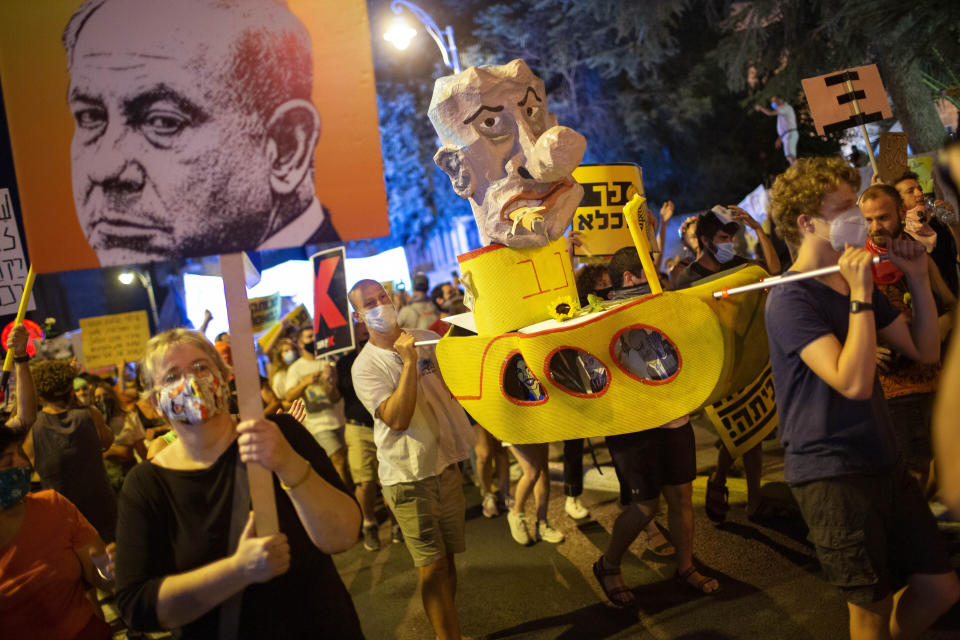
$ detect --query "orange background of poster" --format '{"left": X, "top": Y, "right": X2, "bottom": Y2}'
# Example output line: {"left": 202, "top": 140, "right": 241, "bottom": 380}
{"left": 0, "top": 1, "right": 389, "bottom": 274}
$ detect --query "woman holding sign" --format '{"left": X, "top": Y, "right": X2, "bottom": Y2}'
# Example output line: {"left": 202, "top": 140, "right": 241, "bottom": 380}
{"left": 115, "top": 329, "right": 363, "bottom": 638}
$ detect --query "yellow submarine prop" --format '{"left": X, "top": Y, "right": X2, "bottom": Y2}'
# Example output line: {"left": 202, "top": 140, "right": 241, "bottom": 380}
{"left": 435, "top": 195, "right": 770, "bottom": 444}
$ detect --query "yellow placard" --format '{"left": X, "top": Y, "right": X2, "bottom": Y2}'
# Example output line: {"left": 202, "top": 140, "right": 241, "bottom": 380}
{"left": 571, "top": 163, "right": 652, "bottom": 258}
{"left": 704, "top": 363, "right": 778, "bottom": 460}
{"left": 248, "top": 293, "right": 281, "bottom": 334}
{"left": 256, "top": 303, "right": 311, "bottom": 351}
{"left": 79, "top": 311, "right": 150, "bottom": 370}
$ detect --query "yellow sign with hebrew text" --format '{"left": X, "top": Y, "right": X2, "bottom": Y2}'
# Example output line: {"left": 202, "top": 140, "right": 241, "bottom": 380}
{"left": 79, "top": 311, "right": 150, "bottom": 370}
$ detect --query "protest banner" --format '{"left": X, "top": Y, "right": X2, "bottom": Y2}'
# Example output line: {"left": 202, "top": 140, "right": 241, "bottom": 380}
{"left": 248, "top": 293, "right": 282, "bottom": 334}
{"left": 256, "top": 304, "right": 312, "bottom": 352}
{"left": 571, "top": 163, "right": 652, "bottom": 258}
{"left": 0, "top": 0, "right": 388, "bottom": 273}
{"left": 78, "top": 311, "right": 150, "bottom": 370}
{"left": 704, "top": 363, "right": 778, "bottom": 460}
{"left": 310, "top": 246, "right": 354, "bottom": 359}
{"left": 801, "top": 64, "right": 893, "bottom": 173}
{"left": 0, "top": 189, "right": 34, "bottom": 315}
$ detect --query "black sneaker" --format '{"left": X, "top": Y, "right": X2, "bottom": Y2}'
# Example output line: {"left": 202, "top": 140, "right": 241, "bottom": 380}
{"left": 363, "top": 524, "right": 380, "bottom": 551}
{"left": 391, "top": 523, "right": 404, "bottom": 544}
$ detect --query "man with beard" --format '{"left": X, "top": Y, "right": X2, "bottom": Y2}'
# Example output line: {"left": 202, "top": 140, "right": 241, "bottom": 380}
{"left": 672, "top": 205, "right": 781, "bottom": 290}
{"left": 860, "top": 184, "right": 955, "bottom": 490}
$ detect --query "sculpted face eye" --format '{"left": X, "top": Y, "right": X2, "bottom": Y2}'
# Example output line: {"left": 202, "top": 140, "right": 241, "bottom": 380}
{"left": 474, "top": 112, "right": 510, "bottom": 140}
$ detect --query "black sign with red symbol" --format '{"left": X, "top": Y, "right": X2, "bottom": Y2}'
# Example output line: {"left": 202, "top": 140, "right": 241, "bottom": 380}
{"left": 310, "top": 246, "right": 355, "bottom": 359}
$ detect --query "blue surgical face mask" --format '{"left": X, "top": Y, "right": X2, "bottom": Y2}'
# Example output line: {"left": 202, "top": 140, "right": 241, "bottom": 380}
{"left": 713, "top": 241, "right": 736, "bottom": 264}
{"left": 770, "top": 101, "right": 778, "bottom": 110}
{"left": 0, "top": 466, "right": 32, "bottom": 510}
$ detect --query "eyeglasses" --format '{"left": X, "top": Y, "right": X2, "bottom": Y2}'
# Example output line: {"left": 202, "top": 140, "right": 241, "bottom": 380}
{"left": 159, "top": 360, "right": 215, "bottom": 386}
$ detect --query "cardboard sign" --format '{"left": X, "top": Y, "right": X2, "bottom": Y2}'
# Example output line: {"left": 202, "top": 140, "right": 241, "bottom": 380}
{"left": 801, "top": 64, "right": 892, "bottom": 137}
{"left": 878, "top": 132, "right": 909, "bottom": 184}
{"left": 310, "top": 246, "right": 354, "bottom": 358}
{"left": 704, "top": 363, "right": 778, "bottom": 460}
{"left": 256, "top": 303, "right": 311, "bottom": 351}
{"left": 0, "top": 0, "right": 388, "bottom": 273}
{"left": 0, "top": 189, "right": 35, "bottom": 315}
{"left": 78, "top": 311, "right": 150, "bottom": 370}
{"left": 571, "top": 164, "right": 651, "bottom": 257}
{"left": 248, "top": 293, "right": 281, "bottom": 334}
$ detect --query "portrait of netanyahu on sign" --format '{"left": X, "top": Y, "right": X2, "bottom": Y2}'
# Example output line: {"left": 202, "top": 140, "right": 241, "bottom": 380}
{"left": 62, "top": 0, "right": 340, "bottom": 266}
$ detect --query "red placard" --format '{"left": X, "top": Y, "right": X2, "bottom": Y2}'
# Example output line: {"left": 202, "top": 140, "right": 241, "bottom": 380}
{"left": 1, "top": 318, "right": 43, "bottom": 356}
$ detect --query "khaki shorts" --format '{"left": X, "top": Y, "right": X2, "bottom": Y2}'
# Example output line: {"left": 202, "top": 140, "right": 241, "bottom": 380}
{"left": 312, "top": 426, "right": 346, "bottom": 457}
{"left": 382, "top": 464, "right": 466, "bottom": 567}
{"left": 345, "top": 423, "right": 377, "bottom": 483}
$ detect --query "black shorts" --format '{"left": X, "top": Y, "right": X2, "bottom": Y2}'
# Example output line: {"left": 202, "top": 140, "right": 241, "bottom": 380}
{"left": 792, "top": 463, "right": 952, "bottom": 606}
{"left": 606, "top": 421, "right": 696, "bottom": 504}
{"left": 886, "top": 392, "right": 934, "bottom": 474}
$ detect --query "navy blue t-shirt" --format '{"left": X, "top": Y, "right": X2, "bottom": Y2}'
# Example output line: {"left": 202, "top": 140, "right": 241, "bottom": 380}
{"left": 765, "top": 275, "right": 901, "bottom": 485}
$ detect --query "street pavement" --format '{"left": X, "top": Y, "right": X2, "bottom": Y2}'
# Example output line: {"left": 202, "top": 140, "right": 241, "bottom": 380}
{"left": 334, "top": 418, "right": 960, "bottom": 640}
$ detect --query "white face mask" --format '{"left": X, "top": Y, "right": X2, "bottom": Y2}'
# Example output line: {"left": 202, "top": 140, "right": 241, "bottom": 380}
{"left": 713, "top": 241, "right": 736, "bottom": 264}
{"left": 827, "top": 207, "right": 868, "bottom": 251}
{"left": 364, "top": 303, "right": 398, "bottom": 333}
{"left": 282, "top": 350, "right": 297, "bottom": 365}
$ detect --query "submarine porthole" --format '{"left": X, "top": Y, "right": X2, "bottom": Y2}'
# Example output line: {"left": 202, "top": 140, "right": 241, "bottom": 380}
{"left": 544, "top": 348, "right": 609, "bottom": 398}
{"left": 610, "top": 326, "right": 681, "bottom": 384}
{"left": 501, "top": 352, "right": 548, "bottom": 404}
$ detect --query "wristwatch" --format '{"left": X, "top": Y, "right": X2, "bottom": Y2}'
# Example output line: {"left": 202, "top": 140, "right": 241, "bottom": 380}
{"left": 850, "top": 300, "right": 874, "bottom": 314}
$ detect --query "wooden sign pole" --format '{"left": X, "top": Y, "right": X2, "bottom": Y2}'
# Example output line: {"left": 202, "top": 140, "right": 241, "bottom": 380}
{"left": 219, "top": 253, "right": 278, "bottom": 535}
{"left": 845, "top": 76, "right": 879, "bottom": 175}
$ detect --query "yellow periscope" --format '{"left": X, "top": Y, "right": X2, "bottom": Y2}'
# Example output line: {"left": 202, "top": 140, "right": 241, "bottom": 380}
{"left": 436, "top": 198, "right": 770, "bottom": 444}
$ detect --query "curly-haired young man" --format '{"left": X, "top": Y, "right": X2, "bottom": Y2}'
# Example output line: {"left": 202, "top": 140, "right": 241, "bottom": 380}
{"left": 765, "top": 157, "right": 959, "bottom": 639}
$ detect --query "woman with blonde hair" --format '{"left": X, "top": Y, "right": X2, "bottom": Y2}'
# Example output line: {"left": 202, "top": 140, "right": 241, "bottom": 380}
{"left": 115, "top": 329, "right": 362, "bottom": 638}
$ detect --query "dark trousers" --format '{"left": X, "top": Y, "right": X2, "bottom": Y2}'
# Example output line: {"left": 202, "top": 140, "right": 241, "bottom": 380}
{"left": 563, "top": 439, "right": 584, "bottom": 497}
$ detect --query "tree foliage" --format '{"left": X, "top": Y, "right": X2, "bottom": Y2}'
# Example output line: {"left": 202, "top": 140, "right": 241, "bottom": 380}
{"left": 709, "top": 0, "right": 960, "bottom": 151}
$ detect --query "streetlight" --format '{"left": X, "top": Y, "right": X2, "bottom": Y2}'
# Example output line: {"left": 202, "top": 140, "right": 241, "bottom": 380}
{"left": 383, "top": 0, "right": 461, "bottom": 74}
{"left": 118, "top": 269, "right": 160, "bottom": 331}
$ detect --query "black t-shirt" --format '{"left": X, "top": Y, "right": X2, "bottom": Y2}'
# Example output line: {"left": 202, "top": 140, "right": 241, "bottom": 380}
{"left": 115, "top": 414, "right": 364, "bottom": 639}
{"left": 929, "top": 218, "right": 959, "bottom": 296}
{"left": 336, "top": 347, "right": 374, "bottom": 428}
{"left": 672, "top": 255, "right": 750, "bottom": 290}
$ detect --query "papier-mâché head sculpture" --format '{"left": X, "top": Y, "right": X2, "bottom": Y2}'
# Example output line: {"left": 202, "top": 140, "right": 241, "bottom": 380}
{"left": 429, "top": 59, "right": 586, "bottom": 248}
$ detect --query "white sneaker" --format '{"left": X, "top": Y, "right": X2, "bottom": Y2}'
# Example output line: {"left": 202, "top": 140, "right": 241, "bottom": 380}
{"left": 482, "top": 492, "right": 499, "bottom": 518}
{"left": 565, "top": 496, "right": 589, "bottom": 520}
{"left": 507, "top": 510, "right": 531, "bottom": 545}
{"left": 537, "top": 520, "right": 565, "bottom": 543}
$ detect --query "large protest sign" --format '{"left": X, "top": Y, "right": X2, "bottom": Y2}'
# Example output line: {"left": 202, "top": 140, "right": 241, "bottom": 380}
{"left": 0, "top": 0, "right": 388, "bottom": 273}
{"left": 801, "top": 64, "right": 893, "bottom": 137}
{"left": 310, "top": 246, "right": 354, "bottom": 358}
{"left": 704, "top": 363, "right": 778, "bottom": 460}
{"left": 78, "top": 311, "right": 150, "bottom": 370}
{"left": 571, "top": 164, "right": 651, "bottom": 258}
{"left": 248, "top": 293, "right": 281, "bottom": 334}
{"left": 0, "top": 189, "right": 34, "bottom": 315}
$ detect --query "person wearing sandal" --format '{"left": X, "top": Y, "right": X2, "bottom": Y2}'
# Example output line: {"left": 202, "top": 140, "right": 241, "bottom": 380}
{"left": 593, "top": 415, "right": 719, "bottom": 608}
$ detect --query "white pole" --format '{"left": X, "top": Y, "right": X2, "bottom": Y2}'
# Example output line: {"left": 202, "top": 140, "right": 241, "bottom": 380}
{"left": 713, "top": 255, "right": 888, "bottom": 299}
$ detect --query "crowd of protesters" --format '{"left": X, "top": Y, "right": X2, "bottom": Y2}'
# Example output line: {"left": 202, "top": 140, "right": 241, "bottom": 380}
{"left": 1, "top": 137, "right": 960, "bottom": 640}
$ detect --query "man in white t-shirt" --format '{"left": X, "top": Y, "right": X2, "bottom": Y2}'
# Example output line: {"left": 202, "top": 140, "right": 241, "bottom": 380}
{"left": 348, "top": 279, "right": 475, "bottom": 640}
{"left": 755, "top": 96, "right": 798, "bottom": 165}
{"left": 284, "top": 326, "right": 349, "bottom": 486}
